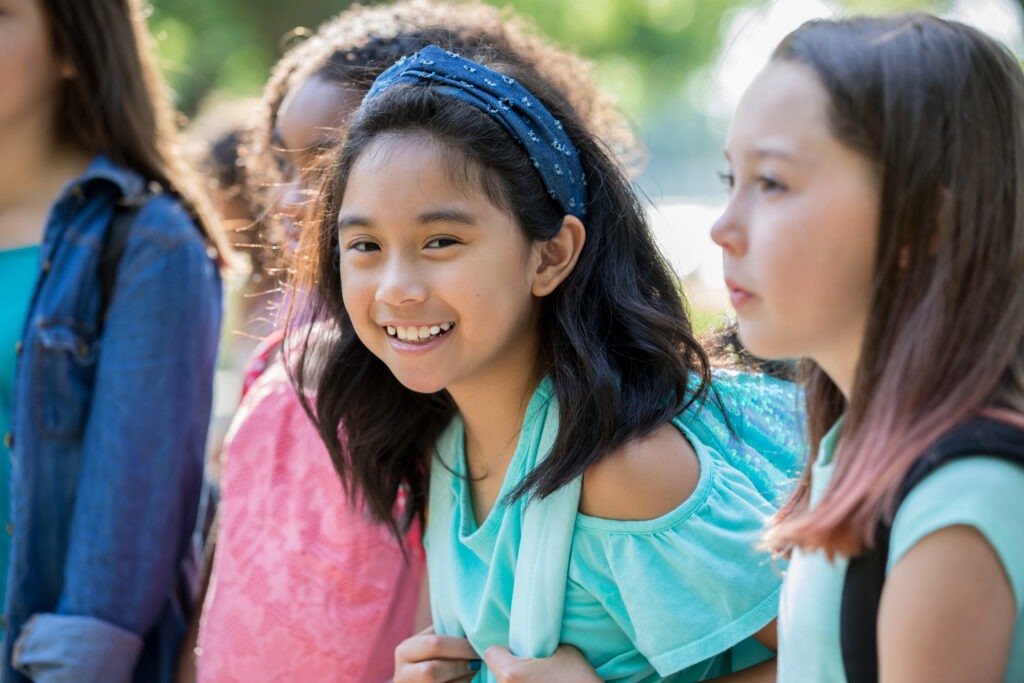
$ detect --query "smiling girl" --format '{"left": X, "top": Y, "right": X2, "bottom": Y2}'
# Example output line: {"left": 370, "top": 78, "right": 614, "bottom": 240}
{"left": 713, "top": 14, "right": 1024, "bottom": 682}
{"left": 191, "top": 3, "right": 640, "bottom": 681}
{"left": 294, "top": 46, "right": 805, "bottom": 682}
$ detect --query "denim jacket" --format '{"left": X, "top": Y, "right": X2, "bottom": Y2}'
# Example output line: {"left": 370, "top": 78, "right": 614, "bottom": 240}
{"left": 3, "top": 156, "right": 222, "bottom": 683}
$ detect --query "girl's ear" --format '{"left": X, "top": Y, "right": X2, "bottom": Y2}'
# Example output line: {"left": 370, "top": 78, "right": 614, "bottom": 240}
{"left": 59, "top": 55, "right": 77, "bottom": 79}
{"left": 899, "top": 188, "right": 949, "bottom": 268}
{"left": 531, "top": 215, "right": 585, "bottom": 297}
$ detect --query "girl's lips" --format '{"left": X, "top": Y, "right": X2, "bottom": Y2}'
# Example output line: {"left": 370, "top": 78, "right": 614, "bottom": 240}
{"left": 724, "top": 279, "right": 754, "bottom": 309}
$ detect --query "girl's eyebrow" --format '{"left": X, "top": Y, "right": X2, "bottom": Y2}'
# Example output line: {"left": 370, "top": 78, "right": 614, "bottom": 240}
{"left": 752, "top": 144, "right": 797, "bottom": 161}
{"left": 337, "top": 208, "right": 480, "bottom": 232}
{"left": 338, "top": 214, "right": 371, "bottom": 231}
{"left": 419, "top": 208, "right": 478, "bottom": 226}
{"left": 723, "top": 144, "right": 800, "bottom": 163}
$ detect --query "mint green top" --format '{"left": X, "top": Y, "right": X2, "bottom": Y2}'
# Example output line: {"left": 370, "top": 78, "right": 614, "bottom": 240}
{"left": 427, "top": 371, "right": 806, "bottom": 681}
{"left": 0, "top": 245, "right": 41, "bottom": 627}
{"left": 778, "top": 418, "right": 1024, "bottom": 681}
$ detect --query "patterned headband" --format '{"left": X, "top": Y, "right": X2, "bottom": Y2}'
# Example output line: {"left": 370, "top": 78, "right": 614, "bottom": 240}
{"left": 363, "top": 45, "right": 588, "bottom": 219}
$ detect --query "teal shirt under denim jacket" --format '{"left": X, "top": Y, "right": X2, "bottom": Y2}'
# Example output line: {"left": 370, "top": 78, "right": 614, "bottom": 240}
{"left": 2, "top": 156, "right": 222, "bottom": 683}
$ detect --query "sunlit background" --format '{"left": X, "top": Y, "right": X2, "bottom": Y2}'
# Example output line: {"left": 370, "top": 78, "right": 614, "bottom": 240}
{"left": 151, "top": 0, "right": 1023, "bottom": 314}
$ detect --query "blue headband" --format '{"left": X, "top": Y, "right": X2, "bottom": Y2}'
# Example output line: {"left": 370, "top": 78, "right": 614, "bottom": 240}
{"left": 363, "top": 45, "right": 588, "bottom": 219}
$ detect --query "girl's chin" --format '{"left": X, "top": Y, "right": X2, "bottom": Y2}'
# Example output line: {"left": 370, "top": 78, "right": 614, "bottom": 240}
{"left": 390, "top": 373, "right": 447, "bottom": 396}
{"left": 734, "top": 323, "right": 790, "bottom": 363}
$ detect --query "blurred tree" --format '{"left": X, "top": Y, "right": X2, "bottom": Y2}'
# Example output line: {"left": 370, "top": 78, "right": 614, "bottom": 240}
{"left": 152, "top": 0, "right": 1013, "bottom": 119}
{"left": 150, "top": 0, "right": 348, "bottom": 114}
{"left": 149, "top": 0, "right": 751, "bottom": 116}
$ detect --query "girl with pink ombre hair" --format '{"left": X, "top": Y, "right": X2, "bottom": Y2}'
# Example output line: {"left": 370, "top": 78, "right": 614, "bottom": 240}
{"left": 713, "top": 12, "right": 1024, "bottom": 683}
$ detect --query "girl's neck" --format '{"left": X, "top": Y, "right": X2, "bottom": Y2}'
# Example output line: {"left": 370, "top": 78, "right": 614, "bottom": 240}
{"left": 0, "top": 137, "right": 92, "bottom": 249}
{"left": 0, "top": 124, "right": 91, "bottom": 210}
{"left": 452, "top": 373, "right": 543, "bottom": 479}
{"left": 452, "top": 374, "right": 542, "bottom": 527}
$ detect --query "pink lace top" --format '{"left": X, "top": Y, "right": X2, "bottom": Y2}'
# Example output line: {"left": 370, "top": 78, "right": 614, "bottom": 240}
{"left": 196, "top": 344, "right": 424, "bottom": 682}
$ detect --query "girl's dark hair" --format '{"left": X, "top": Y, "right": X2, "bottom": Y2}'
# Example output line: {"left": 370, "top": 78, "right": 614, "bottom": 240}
{"left": 41, "top": 0, "right": 229, "bottom": 259}
{"left": 292, "top": 59, "right": 710, "bottom": 538}
{"left": 763, "top": 14, "right": 1024, "bottom": 556}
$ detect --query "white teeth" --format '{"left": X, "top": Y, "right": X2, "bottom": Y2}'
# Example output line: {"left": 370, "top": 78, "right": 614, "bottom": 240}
{"left": 385, "top": 322, "right": 455, "bottom": 342}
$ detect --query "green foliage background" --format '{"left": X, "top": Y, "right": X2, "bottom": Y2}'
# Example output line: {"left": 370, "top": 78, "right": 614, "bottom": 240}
{"left": 153, "top": 0, "right": 1005, "bottom": 198}
{"left": 151, "top": 0, "right": 751, "bottom": 116}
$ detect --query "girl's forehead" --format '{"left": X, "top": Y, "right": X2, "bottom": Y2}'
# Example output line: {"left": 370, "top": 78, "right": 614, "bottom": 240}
{"left": 276, "top": 76, "right": 358, "bottom": 152}
{"left": 727, "top": 61, "right": 833, "bottom": 155}
{"left": 354, "top": 132, "right": 442, "bottom": 169}
{"left": 353, "top": 132, "right": 485, "bottom": 190}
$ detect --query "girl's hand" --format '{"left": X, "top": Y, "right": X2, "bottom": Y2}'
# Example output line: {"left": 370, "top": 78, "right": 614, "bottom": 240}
{"left": 394, "top": 626, "right": 481, "bottom": 682}
{"left": 483, "top": 644, "right": 602, "bottom": 682}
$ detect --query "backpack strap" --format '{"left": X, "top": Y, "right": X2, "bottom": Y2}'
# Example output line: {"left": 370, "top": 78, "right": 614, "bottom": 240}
{"left": 98, "top": 184, "right": 163, "bottom": 328}
{"left": 840, "top": 415, "right": 1024, "bottom": 683}
{"left": 507, "top": 395, "right": 581, "bottom": 657}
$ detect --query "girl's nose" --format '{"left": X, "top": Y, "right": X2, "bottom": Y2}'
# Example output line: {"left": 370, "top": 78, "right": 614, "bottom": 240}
{"left": 710, "top": 203, "right": 746, "bottom": 256}
{"left": 375, "top": 256, "right": 429, "bottom": 306}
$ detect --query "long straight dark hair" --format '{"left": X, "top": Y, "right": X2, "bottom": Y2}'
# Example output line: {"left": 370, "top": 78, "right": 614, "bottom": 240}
{"left": 763, "top": 14, "right": 1024, "bottom": 557}
{"left": 293, "top": 58, "right": 710, "bottom": 537}
{"left": 41, "top": 0, "right": 230, "bottom": 259}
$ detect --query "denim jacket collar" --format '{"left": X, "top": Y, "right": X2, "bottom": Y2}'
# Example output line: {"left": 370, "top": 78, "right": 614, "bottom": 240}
{"left": 59, "top": 154, "right": 148, "bottom": 205}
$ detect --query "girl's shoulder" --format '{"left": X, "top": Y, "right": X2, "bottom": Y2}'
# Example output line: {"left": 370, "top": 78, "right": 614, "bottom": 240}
{"left": 579, "top": 420, "right": 700, "bottom": 521}
{"left": 577, "top": 369, "right": 806, "bottom": 529}
{"left": 569, "top": 400, "right": 786, "bottom": 671}
{"left": 128, "top": 189, "right": 203, "bottom": 246}
{"left": 70, "top": 156, "right": 205, "bottom": 252}
{"left": 889, "top": 456, "right": 1024, "bottom": 608}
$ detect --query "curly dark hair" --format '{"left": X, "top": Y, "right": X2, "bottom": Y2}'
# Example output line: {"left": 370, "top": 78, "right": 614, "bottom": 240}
{"left": 240, "top": 0, "right": 642, "bottom": 277}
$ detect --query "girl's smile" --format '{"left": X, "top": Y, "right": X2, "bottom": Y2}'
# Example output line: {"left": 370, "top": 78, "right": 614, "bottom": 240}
{"left": 384, "top": 321, "right": 455, "bottom": 343}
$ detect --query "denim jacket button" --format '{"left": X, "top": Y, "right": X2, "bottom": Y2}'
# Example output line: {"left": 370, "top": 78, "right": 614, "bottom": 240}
{"left": 4, "top": 522, "right": 10, "bottom": 535}
{"left": 14, "top": 341, "right": 22, "bottom": 355}
{"left": 41, "top": 260, "right": 52, "bottom": 273}
{"left": 2, "top": 433, "right": 11, "bottom": 449}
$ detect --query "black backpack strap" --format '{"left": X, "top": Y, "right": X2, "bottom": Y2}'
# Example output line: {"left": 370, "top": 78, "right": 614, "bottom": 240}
{"left": 840, "top": 416, "right": 1024, "bottom": 683}
{"left": 99, "top": 202, "right": 136, "bottom": 325}
{"left": 98, "top": 184, "right": 162, "bottom": 327}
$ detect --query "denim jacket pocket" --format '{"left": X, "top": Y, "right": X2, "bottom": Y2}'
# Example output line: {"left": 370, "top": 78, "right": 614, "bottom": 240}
{"left": 32, "top": 321, "right": 98, "bottom": 441}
